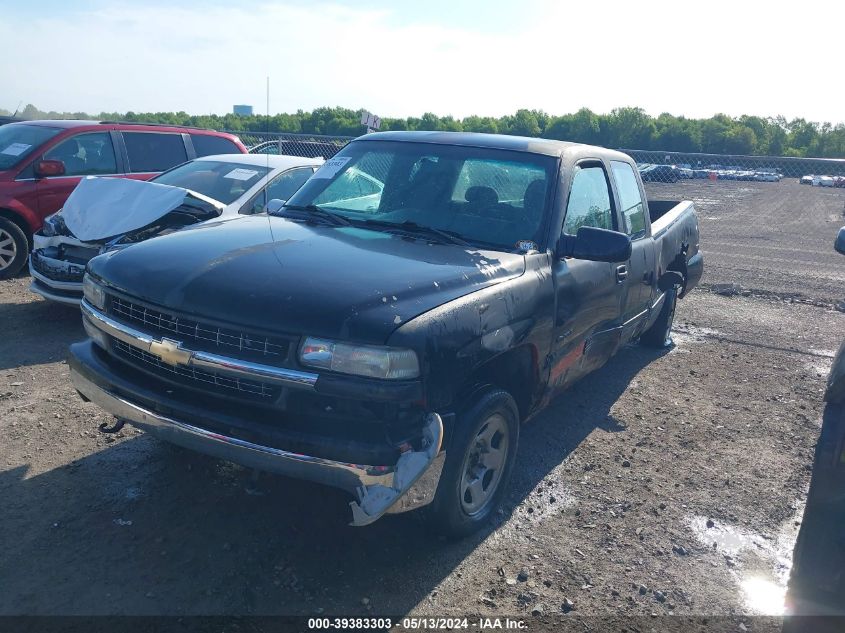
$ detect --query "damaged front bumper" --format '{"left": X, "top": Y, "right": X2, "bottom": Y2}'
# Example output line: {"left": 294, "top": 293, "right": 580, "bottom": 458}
{"left": 28, "top": 233, "right": 94, "bottom": 305}
{"left": 69, "top": 357, "right": 445, "bottom": 526}
{"left": 29, "top": 255, "right": 84, "bottom": 305}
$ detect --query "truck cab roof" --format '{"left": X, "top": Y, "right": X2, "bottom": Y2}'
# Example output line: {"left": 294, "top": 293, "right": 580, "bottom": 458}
{"left": 358, "top": 130, "right": 633, "bottom": 163}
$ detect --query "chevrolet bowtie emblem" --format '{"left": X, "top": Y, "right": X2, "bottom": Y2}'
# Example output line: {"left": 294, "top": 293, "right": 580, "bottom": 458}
{"left": 149, "top": 338, "right": 193, "bottom": 366}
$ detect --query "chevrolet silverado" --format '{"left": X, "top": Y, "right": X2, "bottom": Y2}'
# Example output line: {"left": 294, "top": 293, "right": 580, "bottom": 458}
{"left": 68, "top": 131, "right": 702, "bottom": 536}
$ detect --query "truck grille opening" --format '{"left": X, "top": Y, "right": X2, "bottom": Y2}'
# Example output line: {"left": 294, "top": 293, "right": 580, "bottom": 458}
{"left": 109, "top": 296, "right": 291, "bottom": 363}
{"left": 112, "top": 339, "right": 280, "bottom": 401}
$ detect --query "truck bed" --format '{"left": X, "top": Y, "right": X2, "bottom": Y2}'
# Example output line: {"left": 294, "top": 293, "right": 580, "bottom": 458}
{"left": 648, "top": 199, "right": 703, "bottom": 297}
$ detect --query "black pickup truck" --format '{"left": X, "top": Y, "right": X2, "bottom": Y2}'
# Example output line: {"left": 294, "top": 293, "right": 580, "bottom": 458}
{"left": 69, "top": 132, "right": 702, "bottom": 536}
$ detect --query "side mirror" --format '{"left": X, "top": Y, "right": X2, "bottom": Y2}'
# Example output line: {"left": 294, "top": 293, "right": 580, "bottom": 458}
{"left": 264, "top": 198, "right": 286, "bottom": 214}
{"left": 836, "top": 226, "right": 845, "bottom": 255}
{"left": 35, "top": 159, "right": 66, "bottom": 178}
{"left": 558, "top": 226, "right": 632, "bottom": 263}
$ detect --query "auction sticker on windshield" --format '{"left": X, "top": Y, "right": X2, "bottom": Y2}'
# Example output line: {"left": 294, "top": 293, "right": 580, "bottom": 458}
{"left": 312, "top": 156, "right": 350, "bottom": 179}
{"left": 224, "top": 168, "right": 260, "bottom": 181}
{"left": 1, "top": 143, "right": 31, "bottom": 156}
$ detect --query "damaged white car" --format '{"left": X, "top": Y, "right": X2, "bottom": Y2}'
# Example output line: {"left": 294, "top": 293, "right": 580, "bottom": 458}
{"left": 29, "top": 154, "right": 322, "bottom": 304}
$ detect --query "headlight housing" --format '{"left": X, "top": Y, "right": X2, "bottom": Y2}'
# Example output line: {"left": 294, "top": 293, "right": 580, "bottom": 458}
{"left": 300, "top": 337, "right": 419, "bottom": 380}
{"left": 82, "top": 274, "right": 106, "bottom": 310}
{"left": 40, "top": 212, "right": 69, "bottom": 238}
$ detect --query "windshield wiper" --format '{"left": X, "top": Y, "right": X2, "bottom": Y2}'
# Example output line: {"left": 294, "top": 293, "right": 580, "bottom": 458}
{"left": 362, "top": 219, "right": 470, "bottom": 247}
{"left": 275, "top": 204, "right": 351, "bottom": 226}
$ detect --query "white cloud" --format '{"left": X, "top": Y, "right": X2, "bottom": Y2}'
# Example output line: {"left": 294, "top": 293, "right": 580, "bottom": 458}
{"left": 1, "top": 0, "right": 843, "bottom": 122}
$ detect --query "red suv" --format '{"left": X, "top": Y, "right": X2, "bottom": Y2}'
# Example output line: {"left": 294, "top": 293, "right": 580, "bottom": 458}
{"left": 0, "top": 120, "right": 246, "bottom": 278}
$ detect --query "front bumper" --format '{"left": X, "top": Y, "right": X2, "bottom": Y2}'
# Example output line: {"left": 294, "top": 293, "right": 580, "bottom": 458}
{"left": 28, "top": 252, "right": 84, "bottom": 305}
{"left": 69, "top": 340, "right": 445, "bottom": 526}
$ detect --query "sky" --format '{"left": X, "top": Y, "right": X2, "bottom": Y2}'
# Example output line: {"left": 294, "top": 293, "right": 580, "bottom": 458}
{"left": 2, "top": 0, "right": 844, "bottom": 123}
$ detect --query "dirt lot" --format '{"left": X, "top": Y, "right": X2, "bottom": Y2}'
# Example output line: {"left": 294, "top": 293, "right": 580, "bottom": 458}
{"left": 1, "top": 179, "right": 844, "bottom": 624}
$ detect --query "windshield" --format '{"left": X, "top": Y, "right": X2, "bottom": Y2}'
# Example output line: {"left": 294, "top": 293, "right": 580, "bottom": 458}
{"left": 152, "top": 160, "right": 271, "bottom": 205}
{"left": 0, "top": 124, "right": 62, "bottom": 170}
{"left": 284, "top": 141, "right": 556, "bottom": 250}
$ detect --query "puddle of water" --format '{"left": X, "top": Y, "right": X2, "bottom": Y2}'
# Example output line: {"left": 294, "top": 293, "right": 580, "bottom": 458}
{"left": 688, "top": 506, "right": 803, "bottom": 615}
{"left": 742, "top": 576, "right": 786, "bottom": 615}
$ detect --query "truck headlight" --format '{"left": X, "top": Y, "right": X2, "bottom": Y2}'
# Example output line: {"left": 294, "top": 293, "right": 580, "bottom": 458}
{"left": 300, "top": 337, "right": 420, "bottom": 380}
{"left": 82, "top": 274, "right": 106, "bottom": 311}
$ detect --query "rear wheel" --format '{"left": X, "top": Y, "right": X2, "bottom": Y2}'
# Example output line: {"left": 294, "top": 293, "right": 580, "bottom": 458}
{"left": 426, "top": 388, "right": 519, "bottom": 538}
{"left": 0, "top": 217, "right": 29, "bottom": 280}
{"left": 640, "top": 285, "right": 678, "bottom": 348}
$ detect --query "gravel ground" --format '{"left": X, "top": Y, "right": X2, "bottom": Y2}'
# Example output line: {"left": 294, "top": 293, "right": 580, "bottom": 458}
{"left": 646, "top": 178, "right": 845, "bottom": 307}
{"left": 1, "top": 179, "right": 844, "bottom": 625}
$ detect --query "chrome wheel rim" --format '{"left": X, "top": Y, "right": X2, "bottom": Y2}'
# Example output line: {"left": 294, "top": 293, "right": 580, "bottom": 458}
{"left": 459, "top": 412, "right": 509, "bottom": 516}
{"left": 0, "top": 228, "right": 17, "bottom": 271}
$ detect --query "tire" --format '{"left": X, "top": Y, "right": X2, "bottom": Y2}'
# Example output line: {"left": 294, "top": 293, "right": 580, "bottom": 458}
{"left": 0, "top": 217, "right": 29, "bottom": 280}
{"left": 426, "top": 388, "right": 519, "bottom": 538}
{"left": 788, "top": 402, "right": 845, "bottom": 611}
{"left": 640, "top": 285, "right": 678, "bottom": 348}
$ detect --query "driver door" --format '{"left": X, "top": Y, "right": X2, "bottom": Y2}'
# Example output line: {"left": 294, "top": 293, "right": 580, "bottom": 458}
{"left": 548, "top": 161, "right": 624, "bottom": 395}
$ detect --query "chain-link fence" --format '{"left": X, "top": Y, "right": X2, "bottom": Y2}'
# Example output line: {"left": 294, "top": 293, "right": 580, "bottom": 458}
{"left": 624, "top": 149, "right": 845, "bottom": 186}
{"left": 230, "top": 131, "right": 845, "bottom": 188}
{"left": 228, "top": 131, "right": 353, "bottom": 159}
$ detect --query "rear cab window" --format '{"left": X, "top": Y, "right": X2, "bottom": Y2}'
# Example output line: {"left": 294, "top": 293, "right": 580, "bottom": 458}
{"left": 611, "top": 161, "right": 647, "bottom": 237}
{"left": 123, "top": 132, "right": 188, "bottom": 173}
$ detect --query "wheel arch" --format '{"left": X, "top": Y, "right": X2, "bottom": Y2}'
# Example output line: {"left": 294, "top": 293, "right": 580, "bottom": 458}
{"left": 455, "top": 344, "right": 540, "bottom": 422}
{"left": 0, "top": 208, "right": 34, "bottom": 249}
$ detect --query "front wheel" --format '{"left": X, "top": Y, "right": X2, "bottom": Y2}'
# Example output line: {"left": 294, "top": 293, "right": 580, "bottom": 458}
{"left": 640, "top": 286, "right": 678, "bottom": 348}
{"left": 0, "top": 217, "right": 29, "bottom": 280}
{"left": 426, "top": 388, "right": 519, "bottom": 538}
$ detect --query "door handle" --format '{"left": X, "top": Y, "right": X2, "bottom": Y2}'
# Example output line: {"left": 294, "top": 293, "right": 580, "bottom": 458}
{"left": 616, "top": 265, "right": 628, "bottom": 283}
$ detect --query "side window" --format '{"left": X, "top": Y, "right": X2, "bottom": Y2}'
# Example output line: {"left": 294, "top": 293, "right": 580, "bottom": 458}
{"left": 191, "top": 134, "right": 240, "bottom": 157}
{"left": 123, "top": 132, "right": 188, "bottom": 173}
{"left": 43, "top": 132, "right": 117, "bottom": 176}
{"left": 611, "top": 161, "right": 647, "bottom": 237}
{"left": 562, "top": 165, "right": 614, "bottom": 235}
{"left": 243, "top": 167, "right": 315, "bottom": 214}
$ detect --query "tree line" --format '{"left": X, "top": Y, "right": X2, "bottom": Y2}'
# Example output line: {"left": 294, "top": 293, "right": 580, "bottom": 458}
{"left": 5, "top": 104, "right": 845, "bottom": 159}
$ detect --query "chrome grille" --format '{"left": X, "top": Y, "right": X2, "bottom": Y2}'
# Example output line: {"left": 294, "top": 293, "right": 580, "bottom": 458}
{"left": 112, "top": 339, "right": 280, "bottom": 401}
{"left": 109, "top": 296, "right": 290, "bottom": 363}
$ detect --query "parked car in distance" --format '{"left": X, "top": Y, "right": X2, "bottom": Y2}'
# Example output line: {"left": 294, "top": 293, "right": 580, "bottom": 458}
{"left": 249, "top": 139, "right": 344, "bottom": 159}
{"left": 639, "top": 164, "right": 680, "bottom": 183}
{"left": 29, "top": 153, "right": 321, "bottom": 304}
{"left": 819, "top": 176, "right": 835, "bottom": 188}
{"left": 0, "top": 120, "right": 247, "bottom": 279}
{"left": 754, "top": 171, "right": 781, "bottom": 182}
{"left": 70, "top": 131, "right": 702, "bottom": 536}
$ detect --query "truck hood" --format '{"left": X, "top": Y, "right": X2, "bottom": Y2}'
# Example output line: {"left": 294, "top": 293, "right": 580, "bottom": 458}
{"left": 62, "top": 176, "right": 225, "bottom": 242}
{"left": 88, "top": 215, "right": 526, "bottom": 343}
